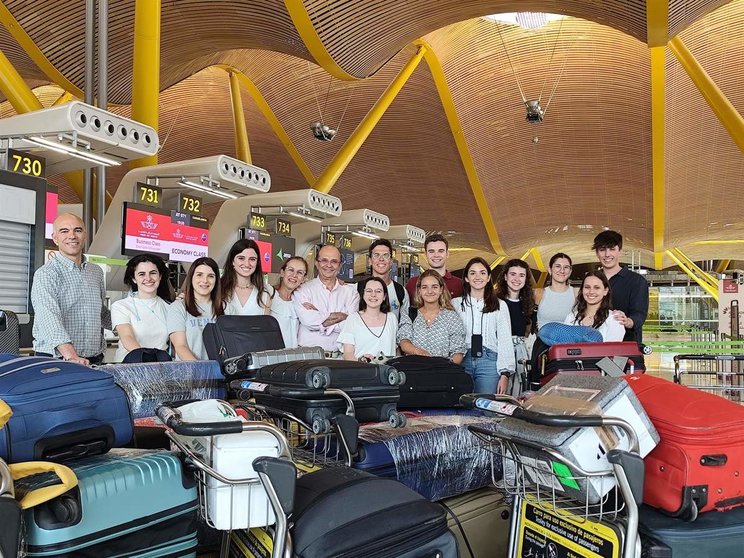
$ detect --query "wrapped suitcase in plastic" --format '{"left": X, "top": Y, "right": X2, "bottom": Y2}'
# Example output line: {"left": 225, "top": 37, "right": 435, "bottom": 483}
{"left": 485, "top": 374, "right": 659, "bottom": 504}
{"left": 18, "top": 448, "right": 199, "bottom": 557}
{"left": 537, "top": 341, "right": 645, "bottom": 385}
{"left": 352, "top": 415, "right": 497, "bottom": 500}
{"left": 627, "top": 373, "right": 744, "bottom": 519}
{"left": 98, "top": 360, "right": 226, "bottom": 419}
{"left": 386, "top": 355, "right": 473, "bottom": 408}
{"left": 0, "top": 354, "right": 133, "bottom": 463}
{"left": 223, "top": 347, "right": 325, "bottom": 379}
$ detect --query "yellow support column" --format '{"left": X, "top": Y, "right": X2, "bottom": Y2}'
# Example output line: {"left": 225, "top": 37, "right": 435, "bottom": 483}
{"left": 671, "top": 248, "right": 718, "bottom": 289}
{"left": 228, "top": 71, "right": 251, "bottom": 164}
{"left": 666, "top": 250, "right": 719, "bottom": 301}
{"left": 669, "top": 37, "right": 744, "bottom": 153}
{"left": 489, "top": 256, "right": 505, "bottom": 270}
{"left": 650, "top": 46, "right": 666, "bottom": 269}
{"left": 716, "top": 260, "right": 731, "bottom": 273}
{"left": 313, "top": 45, "right": 426, "bottom": 194}
{"left": 130, "top": 0, "right": 161, "bottom": 169}
{"left": 53, "top": 91, "right": 74, "bottom": 105}
{"left": 536, "top": 272, "right": 548, "bottom": 288}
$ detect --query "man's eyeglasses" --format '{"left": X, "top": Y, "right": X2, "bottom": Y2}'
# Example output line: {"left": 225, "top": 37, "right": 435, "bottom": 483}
{"left": 370, "top": 253, "right": 392, "bottom": 261}
{"left": 317, "top": 258, "right": 341, "bottom": 265}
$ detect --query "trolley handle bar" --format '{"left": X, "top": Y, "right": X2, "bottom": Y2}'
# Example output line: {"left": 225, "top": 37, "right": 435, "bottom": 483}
{"left": 156, "top": 403, "right": 245, "bottom": 436}
{"left": 674, "top": 353, "right": 744, "bottom": 363}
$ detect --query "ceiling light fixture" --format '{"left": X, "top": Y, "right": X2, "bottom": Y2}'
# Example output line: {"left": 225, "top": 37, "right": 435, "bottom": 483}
{"left": 177, "top": 179, "right": 237, "bottom": 200}
{"left": 287, "top": 210, "right": 323, "bottom": 223}
{"left": 351, "top": 230, "right": 379, "bottom": 240}
{"left": 26, "top": 135, "right": 122, "bottom": 166}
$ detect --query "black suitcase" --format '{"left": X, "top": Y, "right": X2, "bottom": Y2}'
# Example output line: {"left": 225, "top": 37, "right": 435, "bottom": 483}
{"left": 202, "top": 315, "right": 285, "bottom": 363}
{"left": 387, "top": 355, "right": 473, "bottom": 408}
{"left": 223, "top": 347, "right": 325, "bottom": 379}
{"left": 254, "top": 359, "right": 405, "bottom": 389}
{"left": 0, "top": 310, "right": 20, "bottom": 355}
{"left": 292, "top": 466, "right": 459, "bottom": 558}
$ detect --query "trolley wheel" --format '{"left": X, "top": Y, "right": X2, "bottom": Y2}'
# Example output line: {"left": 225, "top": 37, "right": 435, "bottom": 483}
{"left": 312, "top": 417, "right": 331, "bottom": 434}
{"left": 683, "top": 500, "right": 699, "bottom": 521}
{"left": 398, "top": 371, "right": 407, "bottom": 385}
{"left": 310, "top": 370, "right": 330, "bottom": 389}
{"left": 388, "top": 412, "right": 407, "bottom": 428}
{"left": 387, "top": 369, "right": 401, "bottom": 386}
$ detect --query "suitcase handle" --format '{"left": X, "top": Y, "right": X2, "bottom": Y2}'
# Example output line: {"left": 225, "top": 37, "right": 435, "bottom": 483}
{"left": 156, "top": 403, "right": 246, "bottom": 436}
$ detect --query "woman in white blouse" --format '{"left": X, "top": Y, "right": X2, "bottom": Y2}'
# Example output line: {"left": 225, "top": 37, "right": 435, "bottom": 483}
{"left": 338, "top": 277, "right": 398, "bottom": 360}
{"left": 270, "top": 256, "right": 308, "bottom": 348}
{"left": 564, "top": 271, "right": 625, "bottom": 342}
{"left": 453, "top": 257, "right": 515, "bottom": 395}
{"left": 111, "top": 254, "right": 173, "bottom": 362}
{"left": 220, "top": 239, "right": 271, "bottom": 316}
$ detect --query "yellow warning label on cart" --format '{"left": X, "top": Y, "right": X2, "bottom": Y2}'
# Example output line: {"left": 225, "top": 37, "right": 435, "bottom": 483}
{"left": 516, "top": 501, "right": 620, "bottom": 558}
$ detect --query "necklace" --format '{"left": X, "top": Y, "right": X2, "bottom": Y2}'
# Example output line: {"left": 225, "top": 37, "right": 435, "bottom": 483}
{"left": 359, "top": 312, "right": 387, "bottom": 339}
{"left": 420, "top": 308, "right": 440, "bottom": 326}
{"left": 236, "top": 284, "right": 253, "bottom": 290}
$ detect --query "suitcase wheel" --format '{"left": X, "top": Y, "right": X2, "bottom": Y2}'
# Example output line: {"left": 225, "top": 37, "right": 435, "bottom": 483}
{"left": 397, "top": 371, "right": 406, "bottom": 386}
{"left": 386, "top": 369, "right": 402, "bottom": 386}
{"left": 310, "top": 370, "right": 330, "bottom": 389}
{"left": 388, "top": 411, "right": 406, "bottom": 429}
{"left": 312, "top": 417, "right": 332, "bottom": 434}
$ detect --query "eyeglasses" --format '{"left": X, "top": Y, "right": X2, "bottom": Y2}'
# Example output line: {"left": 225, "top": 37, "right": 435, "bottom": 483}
{"left": 317, "top": 258, "right": 341, "bottom": 265}
{"left": 370, "top": 253, "right": 392, "bottom": 261}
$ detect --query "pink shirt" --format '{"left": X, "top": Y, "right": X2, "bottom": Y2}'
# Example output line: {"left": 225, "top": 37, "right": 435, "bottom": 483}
{"left": 293, "top": 278, "right": 360, "bottom": 350}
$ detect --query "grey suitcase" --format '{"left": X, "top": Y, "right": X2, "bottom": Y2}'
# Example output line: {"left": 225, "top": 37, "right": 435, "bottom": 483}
{"left": 222, "top": 346, "right": 325, "bottom": 378}
{"left": 0, "top": 310, "right": 20, "bottom": 354}
{"left": 442, "top": 486, "right": 511, "bottom": 558}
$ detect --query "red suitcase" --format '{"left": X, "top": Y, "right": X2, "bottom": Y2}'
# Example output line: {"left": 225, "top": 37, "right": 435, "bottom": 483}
{"left": 539, "top": 341, "right": 645, "bottom": 385}
{"left": 626, "top": 373, "right": 744, "bottom": 519}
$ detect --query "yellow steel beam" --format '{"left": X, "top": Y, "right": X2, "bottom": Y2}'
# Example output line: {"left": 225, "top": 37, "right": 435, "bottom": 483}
{"left": 529, "top": 247, "right": 546, "bottom": 272}
{"left": 489, "top": 256, "right": 505, "bottom": 270}
{"left": 130, "top": 0, "right": 161, "bottom": 169}
{"left": 666, "top": 250, "right": 719, "bottom": 301}
{"left": 655, "top": 253, "right": 663, "bottom": 270}
{"left": 536, "top": 271, "right": 548, "bottom": 288}
{"left": 283, "top": 0, "right": 357, "bottom": 81}
{"left": 417, "top": 39, "right": 506, "bottom": 256}
{"left": 650, "top": 46, "right": 665, "bottom": 267}
{"left": 0, "top": 1, "right": 83, "bottom": 97}
{"left": 669, "top": 37, "right": 744, "bottom": 153}
{"left": 645, "top": 0, "right": 669, "bottom": 47}
{"left": 671, "top": 248, "right": 718, "bottom": 289}
{"left": 312, "top": 45, "right": 426, "bottom": 194}
{"left": 716, "top": 260, "right": 731, "bottom": 273}
{"left": 0, "top": 49, "right": 90, "bottom": 203}
{"left": 218, "top": 65, "right": 315, "bottom": 185}
{"left": 228, "top": 71, "right": 251, "bottom": 164}
{"left": 53, "top": 91, "right": 74, "bottom": 105}
{"left": 694, "top": 240, "right": 744, "bottom": 245}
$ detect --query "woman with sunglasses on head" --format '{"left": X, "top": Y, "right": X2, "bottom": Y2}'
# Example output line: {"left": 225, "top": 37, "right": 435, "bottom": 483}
{"left": 269, "top": 256, "right": 308, "bottom": 348}
{"left": 167, "top": 257, "right": 223, "bottom": 361}
{"left": 453, "top": 257, "right": 515, "bottom": 394}
{"left": 111, "top": 254, "right": 174, "bottom": 362}
{"left": 398, "top": 270, "right": 466, "bottom": 363}
{"left": 535, "top": 252, "right": 579, "bottom": 330}
{"left": 565, "top": 271, "right": 625, "bottom": 342}
{"left": 220, "top": 239, "right": 271, "bottom": 316}
{"left": 338, "top": 276, "right": 398, "bottom": 361}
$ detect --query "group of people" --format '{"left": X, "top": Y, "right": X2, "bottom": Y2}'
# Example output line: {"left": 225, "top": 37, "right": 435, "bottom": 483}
{"left": 32, "top": 213, "right": 648, "bottom": 396}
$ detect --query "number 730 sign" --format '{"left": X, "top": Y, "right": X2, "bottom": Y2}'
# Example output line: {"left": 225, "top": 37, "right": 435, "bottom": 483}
{"left": 6, "top": 148, "right": 46, "bottom": 178}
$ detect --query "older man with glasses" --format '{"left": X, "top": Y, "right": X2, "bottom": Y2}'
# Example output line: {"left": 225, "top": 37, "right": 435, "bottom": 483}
{"left": 357, "top": 239, "right": 409, "bottom": 321}
{"left": 293, "top": 244, "right": 360, "bottom": 351}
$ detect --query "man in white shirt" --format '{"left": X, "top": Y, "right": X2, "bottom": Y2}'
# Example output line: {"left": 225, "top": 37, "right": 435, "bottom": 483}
{"left": 358, "top": 239, "right": 409, "bottom": 321}
{"left": 294, "top": 244, "right": 360, "bottom": 350}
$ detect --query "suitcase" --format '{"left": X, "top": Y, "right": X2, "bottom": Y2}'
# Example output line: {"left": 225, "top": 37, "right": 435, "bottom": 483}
{"left": 0, "top": 457, "right": 23, "bottom": 558}
{"left": 539, "top": 341, "right": 645, "bottom": 385}
{"left": 353, "top": 415, "right": 497, "bottom": 500}
{"left": 223, "top": 346, "right": 325, "bottom": 379}
{"left": 493, "top": 374, "right": 659, "bottom": 505}
{"left": 291, "top": 466, "right": 459, "bottom": 558}
{"left": 387, "top": 355, "right": 473, "bottom": 408}
{"left": 0, "top": 310, "right": 20, "bottom": 355}
{"left": 440, "top": 486, "right": 511, "bottom": 558}
{"left": 98, "top": 360, "right": 226, "bottom": 419}
{"left": 203, "top": 315, "right": 285, "bottom": 364}
{"left": 0, "top": 354, "right": 133, "bottom": 463}
{"left": 626, "top": 373, "right": 744, "bottom": 518}
{"left": 19, "top": 449, "right": 199, "bottom": 557}
{"left": 254, "top": 359, "right": 405, "bottom": 389}
{"left": 640, "top": 504, "right": 744, "bottom": 557}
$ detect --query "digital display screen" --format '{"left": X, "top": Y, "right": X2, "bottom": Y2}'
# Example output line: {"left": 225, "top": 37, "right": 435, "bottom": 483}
{"left": 45, "top": 190, "right": 58, "bottom": 240}
{"left": 122, "top": 202, "right": 208, "bottom": 263}
{"left": 241, "top": 229, "right": 297, "bottom": 274}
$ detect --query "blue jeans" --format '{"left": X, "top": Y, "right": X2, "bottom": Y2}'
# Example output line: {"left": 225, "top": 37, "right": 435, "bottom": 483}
{"left": 463, "top": 347, "right": 499, "bottom": 394}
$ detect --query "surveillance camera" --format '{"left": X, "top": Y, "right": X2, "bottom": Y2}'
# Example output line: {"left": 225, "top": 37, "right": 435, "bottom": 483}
{"left": 525, "top": 100, "right": 544, "bottom": 123}
{"left": 311, "top": 121, "right": 337, "bottom": 141}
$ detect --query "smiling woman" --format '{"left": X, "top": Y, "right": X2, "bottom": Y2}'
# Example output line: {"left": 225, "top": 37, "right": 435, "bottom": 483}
{"left": 220, "top": 239, "right": 271, "bottom": 316}
{"left": 564, "top": 271, "right": 625, "bottom": 342}
{"left": 338, "top": 276, "right": 398, "bottom": 360}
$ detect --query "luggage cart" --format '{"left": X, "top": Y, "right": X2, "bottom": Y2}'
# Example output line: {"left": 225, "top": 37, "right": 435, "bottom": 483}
{"left": 674, "top": 354, "right": 744, "bottom": 403}
{"left": 463, "top": 394, "right": 644, "bottom": 558}
{"left": 156, "top": 401, "right": 294, "bottom": 558}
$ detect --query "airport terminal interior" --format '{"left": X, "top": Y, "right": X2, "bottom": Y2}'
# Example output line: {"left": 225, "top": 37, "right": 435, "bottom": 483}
{"left": 2, "top": 1, "right": 744, "bottom": 557}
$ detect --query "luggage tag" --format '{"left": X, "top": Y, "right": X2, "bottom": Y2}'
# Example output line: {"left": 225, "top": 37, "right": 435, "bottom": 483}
{"left": 596, "top": 357, "right": 625, "bottom": 377}
{"left": 471, "top": 334, "right": 483, "bottom": 358}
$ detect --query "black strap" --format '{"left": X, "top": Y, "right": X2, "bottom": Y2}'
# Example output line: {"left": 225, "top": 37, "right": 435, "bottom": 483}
{"left": 393, "top": 281, "right": 405, "bottom": 306}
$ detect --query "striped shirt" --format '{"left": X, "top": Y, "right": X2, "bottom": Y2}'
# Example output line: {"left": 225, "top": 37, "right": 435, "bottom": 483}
{"left": 31, "top": 254, "right": 111, "bottom": 358}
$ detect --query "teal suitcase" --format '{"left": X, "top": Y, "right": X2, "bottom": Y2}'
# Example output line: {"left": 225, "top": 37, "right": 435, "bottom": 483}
{"left": 18, "top": 449, "right": 198, "bottom": 557}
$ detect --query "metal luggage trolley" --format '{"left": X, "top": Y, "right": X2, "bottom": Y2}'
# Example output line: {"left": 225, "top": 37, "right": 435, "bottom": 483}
{"left": 674, "top": 354, "right": 744, "bottom": 403}
{"left": 156, "top": 402, "right": 294, "bottom": 558}
{"left": 463, "top": 394, "right": 645, "bottom": 558}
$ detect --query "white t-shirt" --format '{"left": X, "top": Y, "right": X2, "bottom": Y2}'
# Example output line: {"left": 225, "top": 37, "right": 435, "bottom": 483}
{"left": 337, "top": 312, "right": 398, "bottom": 359}
{"left": 564, "top": 311, "right": 625, "bottom": 342}
{"left": 224, "top": 287, "right": 270, "bottom": 316}
{"left": 166, "top": 299, "right": 216, "bottom": 360}
{"left": 385, "top": 281, "right": 410, "bottom": 321}
{"left": 270, "top": 291, "right": 299, "bottom": 349}
{"left": 111, "top": 295, "right": 170, "bottom": 362}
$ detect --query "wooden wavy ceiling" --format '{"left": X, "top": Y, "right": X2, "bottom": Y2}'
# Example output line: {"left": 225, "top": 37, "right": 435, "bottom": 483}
{"left": 0, "top": 0, "right": 743, "bottom": 265}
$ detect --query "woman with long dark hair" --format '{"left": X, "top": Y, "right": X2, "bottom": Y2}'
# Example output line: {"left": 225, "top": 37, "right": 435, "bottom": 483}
{"left": 221, "top": 239, "right": 271, "bottom": 316}
{"left": 111, "top": 253, "right": 174, "bottom": 362}
{"left": 535, "top": 252, "right": 578, "bottom": 330}
{"left": 269, "top": 256, "right": 308, "bottom": 348}
{"left": 167, "top": 257, "right": 223, "bottom": 360}
{"left": 453, "top": 257, "right": 515, "bottom": 394}
{"left": 565, "top": 271, "right": 625, "bottom": 342}
{"left": 338, "top": 276, "right": 398, "bottom": 361}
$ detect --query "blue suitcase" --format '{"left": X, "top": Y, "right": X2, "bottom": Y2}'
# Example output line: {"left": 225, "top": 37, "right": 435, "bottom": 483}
{"left": 98, "top": 360, "right": 226, "bottom": 419}
{"left": 19, "top": 449, "right": 199, "bottom": 557}
{"left": 0, "top": 354, "right": 133, "bottom": 463}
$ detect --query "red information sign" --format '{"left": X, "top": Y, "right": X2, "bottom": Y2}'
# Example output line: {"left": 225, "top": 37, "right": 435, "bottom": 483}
{"left": 723, "top": 279, "right": 739, "bottom": 294}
